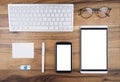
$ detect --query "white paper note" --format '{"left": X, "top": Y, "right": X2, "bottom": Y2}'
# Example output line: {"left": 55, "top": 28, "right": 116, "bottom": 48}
{"left": 12, "top": 43, "right": 34, "bottom": 58}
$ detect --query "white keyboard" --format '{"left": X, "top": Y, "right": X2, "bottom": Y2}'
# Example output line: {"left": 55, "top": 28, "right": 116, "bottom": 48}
{"left": 8, "top": 4, "right": 74, "bottom": 32}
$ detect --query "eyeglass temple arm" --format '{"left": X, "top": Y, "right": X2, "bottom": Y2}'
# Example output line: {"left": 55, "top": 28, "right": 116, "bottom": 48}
{"left": 105, "top": 13, "right": 110, "bottom": 17}
{"left": 79, "top": 9, "right": 83, "bottom": 15}
{"left": 106, "top": 8, "right": 112, "bottom": 17}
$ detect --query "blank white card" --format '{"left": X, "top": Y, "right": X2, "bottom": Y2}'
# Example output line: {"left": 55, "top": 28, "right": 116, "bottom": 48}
{"left": 12, "top": 43, "right": 34, "bottom": 58}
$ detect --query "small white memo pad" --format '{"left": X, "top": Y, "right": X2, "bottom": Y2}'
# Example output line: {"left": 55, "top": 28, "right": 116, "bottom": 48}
{"left": 12, "top": 43, "right": 34, "bottom": 58}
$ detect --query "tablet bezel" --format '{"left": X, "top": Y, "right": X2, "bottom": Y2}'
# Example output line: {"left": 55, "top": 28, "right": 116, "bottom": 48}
{"left": 80, "top": 26, "right": 108, "bottom": 74}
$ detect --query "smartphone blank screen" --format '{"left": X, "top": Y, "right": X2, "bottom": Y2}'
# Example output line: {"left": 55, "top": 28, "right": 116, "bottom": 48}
{"left": 56, "top": 42, "right": 72, "bottom": 72}
{"left": 81, "top": 27, "right": 107, "bottom": 73}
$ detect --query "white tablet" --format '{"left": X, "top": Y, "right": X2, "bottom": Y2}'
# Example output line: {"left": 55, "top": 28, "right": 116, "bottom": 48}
{"left": 80, "top": 26, "right": 108, "bottom": 74}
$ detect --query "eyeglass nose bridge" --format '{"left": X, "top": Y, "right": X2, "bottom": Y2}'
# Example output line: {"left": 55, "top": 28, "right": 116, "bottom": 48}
{"left": 92, "top": 8, "right": 98, "bottom": 12}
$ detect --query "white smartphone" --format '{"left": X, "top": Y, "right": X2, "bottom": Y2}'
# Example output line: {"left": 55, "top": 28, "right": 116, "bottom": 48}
{"left": 56, "top": 42, "right": 72, "bottom": 72}
{"left": 80, "top": 26, "right": 108, "bottom": 74}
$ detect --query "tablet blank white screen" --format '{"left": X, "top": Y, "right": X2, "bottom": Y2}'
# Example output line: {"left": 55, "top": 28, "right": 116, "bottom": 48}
{"left": 57, "top": 44, "right": 71, "bottom": 71}
{"left": 81, "top": 29, "right": 107, "bottom": 70}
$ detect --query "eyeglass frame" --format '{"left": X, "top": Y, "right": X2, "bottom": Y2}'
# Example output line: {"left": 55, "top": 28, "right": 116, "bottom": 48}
{"left": 79, "top": 6, "right": 112, "bottom": 19}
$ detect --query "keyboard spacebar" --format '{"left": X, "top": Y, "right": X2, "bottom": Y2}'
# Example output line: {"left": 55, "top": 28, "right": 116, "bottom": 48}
{"left": 28, "top": 26, "right": 49, "bottom": 31}
{"left": 12, "top": 26, "right": 49, "bottom": 32}
{"left": 11, "top": 26, "right": 73, "bottom": 32}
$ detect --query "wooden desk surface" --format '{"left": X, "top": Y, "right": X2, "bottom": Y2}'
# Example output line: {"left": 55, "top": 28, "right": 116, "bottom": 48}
{"left": 0, "top": 0, "right": 120, "bottom": 82}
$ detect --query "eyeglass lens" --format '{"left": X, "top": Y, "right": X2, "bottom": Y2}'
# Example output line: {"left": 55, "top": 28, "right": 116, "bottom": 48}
{"left": 97, "top": 7, "right": 111, "bottom": 18}
{"left": 79, "top": 8, "right": 93, "bottom": 19}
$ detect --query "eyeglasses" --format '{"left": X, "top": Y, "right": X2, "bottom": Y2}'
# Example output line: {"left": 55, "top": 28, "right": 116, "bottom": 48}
{"left": 79, "top": 7, "right": 112, "bottom": 19}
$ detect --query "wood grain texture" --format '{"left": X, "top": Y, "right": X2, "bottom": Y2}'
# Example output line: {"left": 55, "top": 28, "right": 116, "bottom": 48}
{"left": 0, "top": 0, "right": 120, "bottom": 82}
